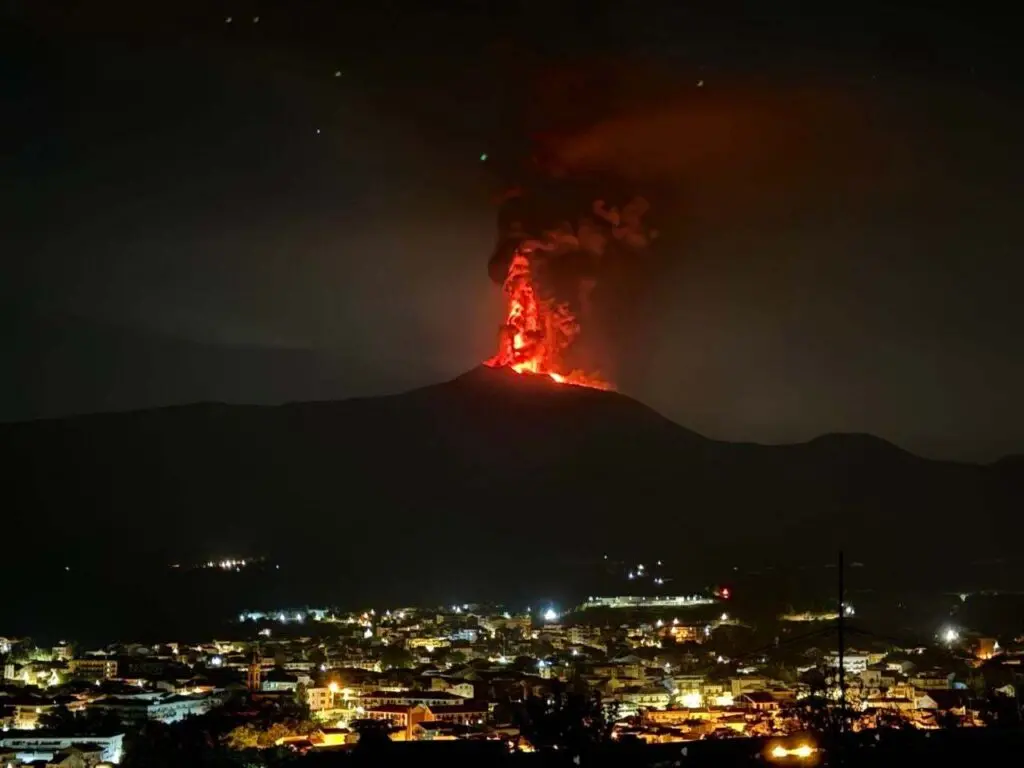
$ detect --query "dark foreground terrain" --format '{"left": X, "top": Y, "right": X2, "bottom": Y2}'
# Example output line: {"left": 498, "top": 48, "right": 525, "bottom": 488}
{"left": 4, "top": 365, "right": 1022, "bottom": 633}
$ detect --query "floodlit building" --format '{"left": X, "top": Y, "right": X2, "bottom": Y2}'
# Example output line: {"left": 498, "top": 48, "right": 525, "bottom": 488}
{"left": 358, "top": 690, "right": 470, "bottom": 709}
{"left": 68, "top": 658, "right": 118, "bottom": 680}
{"left": 581, "top": 595, "right": 715, "bottom": 610}
{"left": 0, "top": 733, "right": 125, "bottom": 764}
{"left": 823, "top": 652, "right": 870, "bottom": 675}
{"left": 306, "top": 686, "right": 333, "bottom": 712}
{"left": 90, "top": 691, "right": 225, "bottom": 724}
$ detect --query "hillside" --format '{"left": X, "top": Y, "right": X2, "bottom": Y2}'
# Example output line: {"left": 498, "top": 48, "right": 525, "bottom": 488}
{"left": 4, "top": 366, "right": 1019, "bottom": 601}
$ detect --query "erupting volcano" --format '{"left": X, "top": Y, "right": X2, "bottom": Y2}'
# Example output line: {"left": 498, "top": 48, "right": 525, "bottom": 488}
{"left": 483, "top": 181, "right": 657, "bottom": 390}
{"left": 485, "top": 250, "right": 611, "bottom": 390}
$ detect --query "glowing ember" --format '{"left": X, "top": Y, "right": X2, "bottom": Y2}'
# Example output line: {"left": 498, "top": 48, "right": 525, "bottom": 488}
{"left": 486, "top": 250, "right": 611, "bottom": 390}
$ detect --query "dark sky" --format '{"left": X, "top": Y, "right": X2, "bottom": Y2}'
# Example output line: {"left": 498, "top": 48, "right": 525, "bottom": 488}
{"left": 3, "top": 0, "right": 1022, "bottom": 461}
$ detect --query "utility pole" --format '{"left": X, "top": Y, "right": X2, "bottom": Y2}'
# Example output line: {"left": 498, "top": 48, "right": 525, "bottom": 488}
{"left": 837, "top": 550, "right": 846, "bottom": 736}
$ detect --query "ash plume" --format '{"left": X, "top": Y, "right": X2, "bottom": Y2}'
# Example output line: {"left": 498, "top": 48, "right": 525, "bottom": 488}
{"left": 486, "top": 154, "right": 659, "bottom": 381}
{"left": 483, "top": 70, "right": 871, "bottom": 384}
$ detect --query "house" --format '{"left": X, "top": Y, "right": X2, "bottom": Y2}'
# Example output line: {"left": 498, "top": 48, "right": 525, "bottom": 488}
{"left": 37, "top": 744, "right": 106, "bottom": 768}
{"left": 412, "top": 721, "right": 478, "bottom": 741}
{"left": 915, "top": 689, "right": 970, "bottom": 714}
{"left": 730, "top": 676, "right": 769, "bottom": 696}
{"left": 0, "top": 733, "right": 125, "bottom": 764}
{"left": 428, "top": 679, "right": 475, "bottom": 699}
{"left": 909, "top": 670, "right": 954, "bottom": 690}
{"left": 357, "top": 690, "right": 470, "bottom": 709}
{"left": 68, "top": 658, "right": 118, "bottom": 681}
{"left": 614, "top": 686, "right": 672, "bottom": 710}
{"left": 261, "top": 668, "right": 300, "bottom": 692}
{"left": 740, "top": 692, "right": 780, "bottom": 712}
{"left": 90, "top": 691, "right": 223, "bottom": 724}
{"left": 305, "top": 687, "right": 333, "bottom": 712}
{"left": 364, "top": 702, "right": 489, "bottom": 740}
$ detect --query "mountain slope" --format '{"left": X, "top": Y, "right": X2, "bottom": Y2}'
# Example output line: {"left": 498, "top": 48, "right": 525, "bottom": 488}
{"left": 4, "top": 366, "right": 1019, "bottom": 593}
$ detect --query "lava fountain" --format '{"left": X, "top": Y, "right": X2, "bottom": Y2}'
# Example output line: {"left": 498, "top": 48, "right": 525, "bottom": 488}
{"left": 485, "top": 249, "right": 612, "bottom": 390}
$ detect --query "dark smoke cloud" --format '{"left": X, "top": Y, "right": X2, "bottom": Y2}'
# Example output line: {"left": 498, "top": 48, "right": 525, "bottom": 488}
{"left": 486, "top": 74, "right": 874, "bottom": 378}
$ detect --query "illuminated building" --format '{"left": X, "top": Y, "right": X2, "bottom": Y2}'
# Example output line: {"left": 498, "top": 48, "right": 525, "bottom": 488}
{"left": 567, "top": 626, "right": 603, "bottom": 646}
{"left": 613, "top": 687, "right": 672, "bottom": 710}
{"left": 478, "top": 614, "right": 531, "bottom": 634}
{"left": 823, "top": 652, "right": 870, "bottom": 674}
{"left": 973, "top": 637, "right": 1000, "bottom": 660}
{"left": 407, "top": 637, "right": 450, "bottom": 650}
{"left": 247, "top": 649, "right": 262, "bottom": 692}
{"left": 665, "top": 624, "right": 703, "bottom": 643}
{"left": 740, "top": 692, "right": 781, "bottom": 712}
{"left": 908, "top": 670, "right": 955, "bottom": 690}
{"left": 90, "top": 691, "right": 225, "bottom": 724}
{"left": 306, "top": 687, "right": 333, "bottom": 712}
{"left": 730, "top": 676, "right": 771, "bottom": 696}
{"left": 68, "top": 658, "right": 118, "bottom": 681}
{"left": 261, "top": 669, "right": 300, "bottom": 692}
{"left": 10, "top": 699, "right": 56, "bottom": 730}
{"left": 358, "top": 690, "right": 471, "bottom": 709}
{"left": 779, "top": 611, "right": 839, "bottom": 622}
{"left": 0, "top": 734, "right": 124, "bottom": 765}
{"left": 364, "top": 703, "right": 489, "bottom": 740}
{"left": 581, "top": 595, "right": 715, "bottom": 610}
{"left": 428, "top": 679, "right": 475, "bottom": 699}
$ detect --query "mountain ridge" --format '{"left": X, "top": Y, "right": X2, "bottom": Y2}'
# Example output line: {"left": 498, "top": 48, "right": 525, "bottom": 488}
{"left": 4, "top": 365, "right": 1020, "bottom": 592}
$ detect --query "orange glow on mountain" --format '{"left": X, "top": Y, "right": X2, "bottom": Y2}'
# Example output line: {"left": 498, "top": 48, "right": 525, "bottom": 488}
{"left": 485, "top": 251, "right": 611, "bottom": 391}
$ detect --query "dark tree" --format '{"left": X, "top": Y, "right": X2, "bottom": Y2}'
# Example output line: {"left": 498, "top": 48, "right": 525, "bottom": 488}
{"left": 38, "top": 704, "right": 76, "bottom": 732}
{"left": 377, "top": 645, "right": 414, "bottom": 670}
{"left": 512, "top": 681, "right": 617, "bottom": 752}
{"left": 352, "top": 718, "right": 392, "bottom": 749}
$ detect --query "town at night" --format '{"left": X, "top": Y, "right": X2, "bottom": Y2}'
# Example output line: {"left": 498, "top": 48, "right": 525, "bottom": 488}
{"left": 4, "top": 0, "right": 1023, "bottom": 765}
{"left": 3, "top": 554, "right": 1023, "bottom": 765}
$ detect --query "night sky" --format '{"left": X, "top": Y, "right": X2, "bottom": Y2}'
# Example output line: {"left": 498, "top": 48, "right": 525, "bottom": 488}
{"left": 4, "top": 1, "right": 1022, "bottom": 461}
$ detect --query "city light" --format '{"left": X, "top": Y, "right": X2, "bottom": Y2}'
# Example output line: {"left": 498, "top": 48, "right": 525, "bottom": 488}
{"left": 680, "top": 692, "right": 702, "bottom": 708}
{"left": 18, "top": 562, "right": 999, "bottom": 751}
{"left": 770, "top": 743, "right": 815, "bottom": 761}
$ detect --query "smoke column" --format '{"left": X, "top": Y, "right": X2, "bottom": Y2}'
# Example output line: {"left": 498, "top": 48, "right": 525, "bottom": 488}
{"left": 485, "top": 152, "right": 658, "bottom": 387}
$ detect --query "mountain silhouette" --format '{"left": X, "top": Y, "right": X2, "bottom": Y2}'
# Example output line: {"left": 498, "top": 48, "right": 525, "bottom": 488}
{"left": 4, "top": 365, "right": 1019, "bottom": 602}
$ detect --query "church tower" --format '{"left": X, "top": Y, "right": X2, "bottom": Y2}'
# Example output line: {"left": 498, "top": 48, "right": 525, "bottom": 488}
{"left": 247, "top": 645, "right": 262, "bottom": 692}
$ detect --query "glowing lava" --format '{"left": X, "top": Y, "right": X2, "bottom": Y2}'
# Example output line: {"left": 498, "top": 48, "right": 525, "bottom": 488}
{"left": 485, "top": 250, "right": 611, "bottom": 390}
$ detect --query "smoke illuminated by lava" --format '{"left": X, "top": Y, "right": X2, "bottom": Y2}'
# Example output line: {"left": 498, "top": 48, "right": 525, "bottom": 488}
{"left": 484, "top": 191, "right": 656, "bottom": 390}
{"left": 485, "top": 250, "right": 611, "bottom": 390}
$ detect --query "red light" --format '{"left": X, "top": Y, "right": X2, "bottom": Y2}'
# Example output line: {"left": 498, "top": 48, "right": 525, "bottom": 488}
{"left": 721, "top": 588, "right": 730, "bottom": 599}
